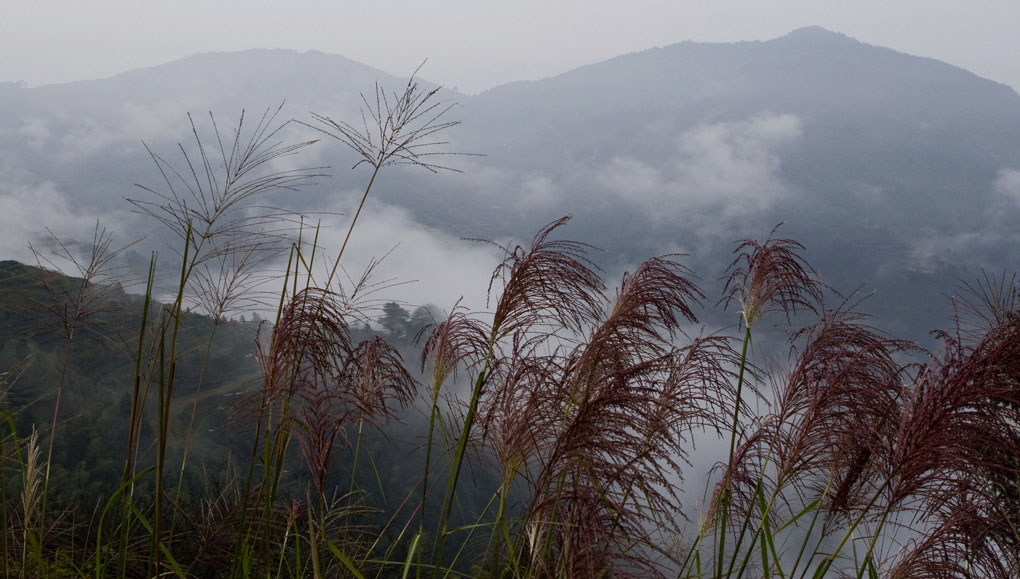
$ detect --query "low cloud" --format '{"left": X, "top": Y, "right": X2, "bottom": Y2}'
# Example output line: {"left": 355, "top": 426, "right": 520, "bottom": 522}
{"left": 0, "top": 180, "right": 133, "bottom": 264}
{"left": 308, "top": 194, "right": 504, "bottom": 316}
{"left": 17, "top": 118, "right": 51, "bottom": 151}
{"left": 515, "top": 174, "right": 561, "bottom": 210}
{"left": 597, "top": 113, "right": 802, "bottom": 223}
{"left": 994, "top": 168, "right": 1020, "bottom": 204}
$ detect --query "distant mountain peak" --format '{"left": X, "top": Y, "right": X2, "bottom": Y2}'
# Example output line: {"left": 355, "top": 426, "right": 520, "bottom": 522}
{"left": 778, "top": 26, "right": 857, "bottom": 44}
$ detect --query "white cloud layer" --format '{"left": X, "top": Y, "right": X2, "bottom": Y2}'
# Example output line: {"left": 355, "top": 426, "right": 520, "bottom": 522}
{"left": 308, "top": 195, "right": 504, "bottom": 316}
{"left": 598, "top": 113, "right": 802, "bottom": 222}
{"left": 0, "top": 181, "right": 132, "bottom": 264}
{"left": 994, "top": 168, "right": 1020, "bottom": 205}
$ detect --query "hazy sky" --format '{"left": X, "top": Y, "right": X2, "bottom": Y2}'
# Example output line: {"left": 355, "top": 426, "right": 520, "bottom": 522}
{"left": 3, "top": 1, "right": 1020, "bottom": 94}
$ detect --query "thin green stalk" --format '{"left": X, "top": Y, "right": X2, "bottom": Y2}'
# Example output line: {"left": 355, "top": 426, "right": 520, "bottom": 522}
{"left": 788, "top": 498, "right": 825, "bottom": 578}
{"left": 325, "top": 163, "right": 381, "bottom": 292}
{"left": 349, "top": 420, "right": 365, "bottom": 495}
{"left": 402, "top": 533, "right": 422, "bottom": 579}
{"left": 727, "top": 412, "right": 791, "bottom": 579}
{"left": 432, "top": 345, "right": 495, "bottom": 576}
{"left": 308, "top": 487, "right": 322, "bottom": 579}
{"left": 329, "top": 543, "right": 367, "bottom": 579}
{"left": 805, "top": 479, "right": 889, "bottom": 579}
{"left": 154, "top": 221, "right": 193, "bottom": 575}
{"left": 417, "top": 404, "right": 440, "bottom": 579}
{"left": 275, "top": 513, "right": 293, "bottom": 579}
{"left": 359, "top": 471, "right": 439, "bottom": 577}
{"left": 39, "top": 339, "right": 72, "bottom": 524}
{"left": 854, "top": 508, "right": 890, "bottom": 579}
{"left": 0, "top": 413, "right": 10, "bottom": 579}
{"left": 364, "top": 440, "right": 387, "bottom": 501}
{"left": 719, "top": 325, "right": 753, "bottom": 578}
{"left": 2, "top": 420, "right": 28, "bottom": 575}
{"left": 171, "top": 320, "right": 220, "bottom": 532}
{"left": 95, "top": 468, "right": 153, "bottom": 579}
{"left": 678, "top": 527, "right": 707, "bottom": 578}
{"left": 292, "top": 522, "right": 303, "bottom": 577}
{"left": 122, "top": 253, "right": 157, "bottom": 485}
{"left": 747, "top": 484, "right": 785, "bottom": 578}
{"left": 257, "top": 409, "right": 294, "bottom": 566}
{"left": 727, "top": 478, "right": 767, "bottom": 578}
{"left": 488, "top": 480, "right": 521, "bottom": 578}
{"left": 271, "top": 232, "right": 323, "bottom": 527}
{"left": 737, "top": 479, "right": 829, "bottom": 579}
{"left": 441, "top": 490, "right": 502, "bottom": 579}
{"left": 151, "top": 309, "right": 169, "bottom": 577}
{"left": 117, "top": 252, "right": 156, "bottom": 579}
{"left": 230, "top": 243, "right": 318, "bottom": 578}
{"left": 230, "top": 248, "right": 296, "bottom": 578}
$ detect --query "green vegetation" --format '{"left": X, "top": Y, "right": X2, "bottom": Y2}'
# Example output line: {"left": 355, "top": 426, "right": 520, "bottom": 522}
{"left": 1, "top": 72, "right": 1020, "bottom": 578}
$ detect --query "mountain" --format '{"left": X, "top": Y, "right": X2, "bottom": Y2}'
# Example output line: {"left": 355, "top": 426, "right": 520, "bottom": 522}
{"left": 444, "top": 26, "right": 1020, "bottom": 338}
{"left": 1, "top": 28, "right": 1018, "bottom": 344}
{"left": 0, "top": 259, "right": 263, "bottom": 496}
{"left": 451, "top": 26, "right": 1020, "bottom": 249}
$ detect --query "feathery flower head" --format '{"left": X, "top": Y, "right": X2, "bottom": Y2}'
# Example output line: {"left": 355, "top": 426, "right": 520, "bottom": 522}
{"left": 420, "top": 300, "right": 489, "bottom": 401}
{"left": 308, "top": 63, "right": 469, "bottom": 173}
{"left": 722, "top": 223, "right": 822, "bottom": 328}
{"left": 484, "top": 215, "right": 606, "bottom": 339}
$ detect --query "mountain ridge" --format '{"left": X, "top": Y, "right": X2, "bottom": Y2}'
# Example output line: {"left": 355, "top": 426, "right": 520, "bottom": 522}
{"left": 7, "top": 26, "right": 1016, "bottom": 100}
{"left": 0, "top": 27, "right": 1018, "bottom": 346}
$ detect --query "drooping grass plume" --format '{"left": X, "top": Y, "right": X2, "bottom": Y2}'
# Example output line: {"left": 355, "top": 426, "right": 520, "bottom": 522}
{"left": 522, "top": 335, "right": 739, "bottom": 578}
{"left": 773, "top": 300, "right": 912, "bottom": 514}
{"left": 428, "top": 215, "right": 608, "bottom": 571}
{"left": 696, "top": 298, "right": 914, "bottom": 578}
{"left": 259, "top": 287, "right": 353, "bottom": 405}
{"left": 792, "top": 294, "right": 1020, "bottom": 577}
{"left": 482, "top": 215, "right": 607, "bottom": 340}
{"left": 340, "top": 336, "right": 417, "bottom": 428}
{"left": 890, "top": 313, "right": 1020, "bottom": 507}
{"left": 886, "top": 492, "right": 1020, "bottom": 579}
{"left": 953, "top": 270, "right": 1018, "bottom": 340}
{"left": 721, "top": 223, "right": 822, "bottom": 329}
{"left": 481, "top": 255, "right": 737, "bottom": 577}
{"left": 255, "top": 287, "right": 352, "bottom": 493}
{"left": 420, "top": 300, "right": 491, "bottom": 404}
{"left": 415, "top": 300, "right": 491, "bottom": 571}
